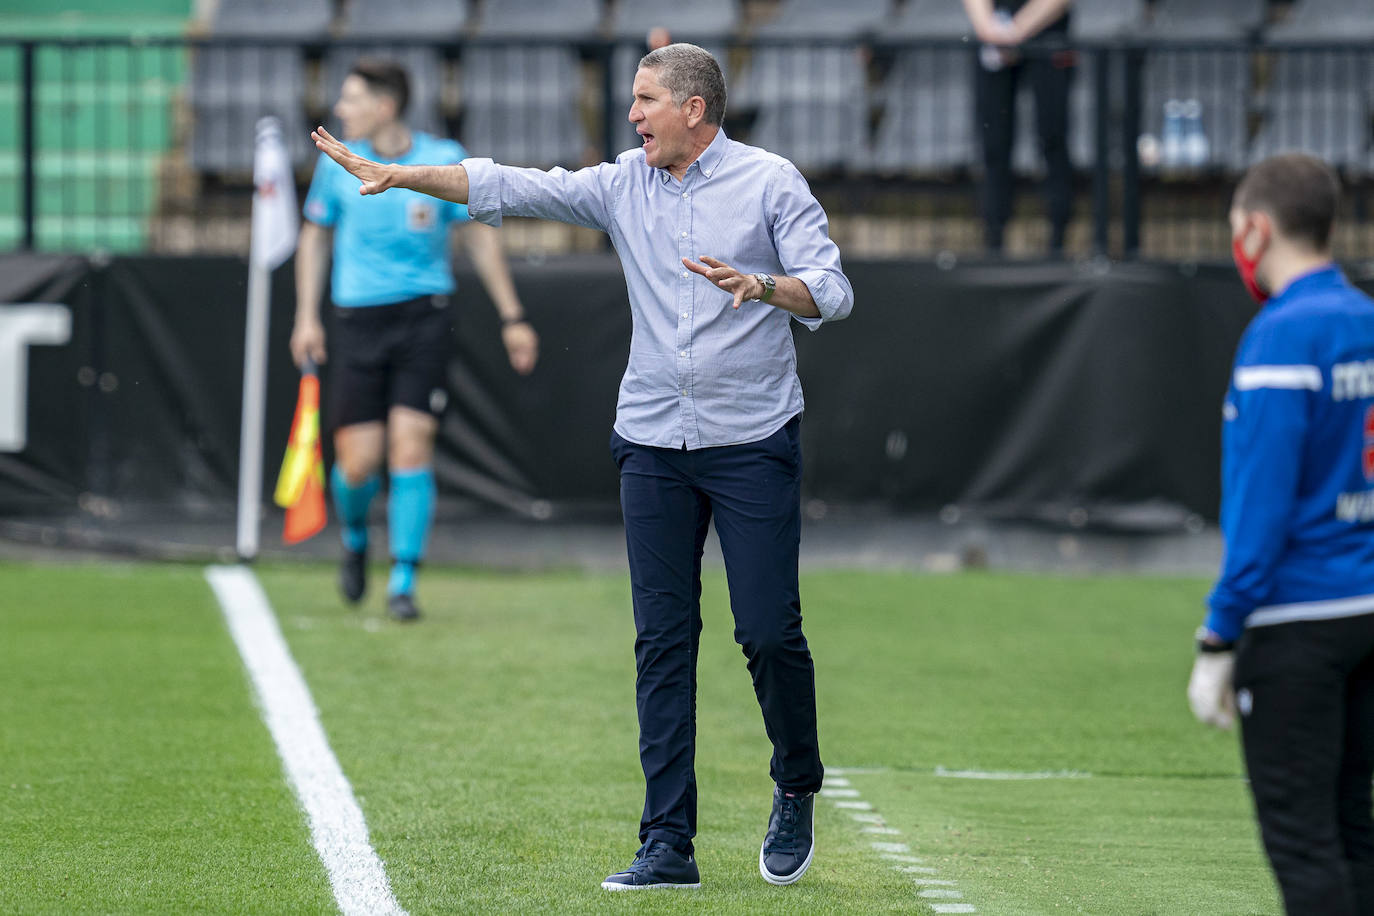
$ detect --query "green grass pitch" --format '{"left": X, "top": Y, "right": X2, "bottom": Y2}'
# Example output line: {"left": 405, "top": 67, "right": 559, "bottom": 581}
{"left": 0, "top": 561, "right": 1281, "bottom": 914}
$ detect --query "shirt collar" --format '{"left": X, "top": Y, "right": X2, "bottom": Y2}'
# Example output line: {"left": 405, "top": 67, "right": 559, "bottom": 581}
{"left": 657, "top": 128, "right": 728, "bottom": 185}
{"left": 1270, "top": 263, "right": 1343, "bottom": 305}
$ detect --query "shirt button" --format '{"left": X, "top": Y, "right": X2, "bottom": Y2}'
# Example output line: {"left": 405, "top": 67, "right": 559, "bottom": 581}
{"left": 681, "top": 271, "right": 689, "bottom": 278}
{"left": 682, "top": 192, "right": 689, "bottom": 199}
{"left": 679, "top": 350, "right": 687, "bottom": 357}
{"left": 704, "top": 169, "right": 711, "bottom": 176}
{"left": 680, "top": 389, "right": 688, "bottom": 396}
{"left": 681, "top": 313, "right": 688, "bottom": 319}
{"left": 680, "top": 231, "right": 687, "bottom": 238}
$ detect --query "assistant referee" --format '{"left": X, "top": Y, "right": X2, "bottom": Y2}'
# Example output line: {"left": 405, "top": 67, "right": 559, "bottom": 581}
{"left": 1189, "top": 153, "right": 1374, "bottom": 914}
{"left": 290, "top": 58, "right": 538, "bottom": 621}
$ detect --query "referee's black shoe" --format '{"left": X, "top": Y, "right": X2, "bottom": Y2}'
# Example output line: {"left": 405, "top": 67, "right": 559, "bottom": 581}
{"left": 339, "top": 548, "right": 367, "bottom": 604}
{"left": 760, "top": 787, "right": 815, "bottom": 885}
{"left": 601, "top": 840, "right": 700, "bottom": 890}
{"left": 386, "top": 592, "right": 421, "bottom": 622}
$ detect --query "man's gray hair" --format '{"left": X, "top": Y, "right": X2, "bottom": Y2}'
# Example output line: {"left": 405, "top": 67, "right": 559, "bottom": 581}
{"left": 638, "top": 43, "right": 727, "bottom": 126}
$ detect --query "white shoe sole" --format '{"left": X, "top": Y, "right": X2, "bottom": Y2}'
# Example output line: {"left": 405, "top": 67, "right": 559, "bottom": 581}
{"left": 759, "top": 806, "right": 815, "bottom": 885}
{"left": 601, "top": 881, "right": 701, "bottom": 891}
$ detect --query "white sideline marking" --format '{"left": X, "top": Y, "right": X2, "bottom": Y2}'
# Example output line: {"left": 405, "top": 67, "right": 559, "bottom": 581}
{"left": 206, "top": 565, "right": 408, "bottom": 916}
{"left": 871, "top": 842, "right": 911, "bottom": 853}
{"left": 833, "top": 769, "right": 984, "bottom": 914}
{"left": 824, "top": 777, "right": 852, "bottom": 787}
{"left": 934, "top": 766, "right": 1092, "bottom": 781}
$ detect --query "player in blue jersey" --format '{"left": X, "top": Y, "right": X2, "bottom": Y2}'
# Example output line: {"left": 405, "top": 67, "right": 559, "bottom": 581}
{"left": 290, "top": 58, "right": 539, "bottom": 622}
{"left": 1188, "top": 154, "right": 1374, "bottom": 914}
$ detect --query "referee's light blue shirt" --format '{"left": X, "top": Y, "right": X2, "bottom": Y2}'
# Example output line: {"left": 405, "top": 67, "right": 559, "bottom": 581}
{"left": 303, "top": 132, "right": 471, "bottom": 307}
{"left": 463, "top": 129, "right": 853, "bottom": 450}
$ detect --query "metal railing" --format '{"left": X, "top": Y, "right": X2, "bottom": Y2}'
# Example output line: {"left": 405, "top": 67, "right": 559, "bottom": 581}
{"left": 2, "top": 36, "right": 1371, "bottom": 260}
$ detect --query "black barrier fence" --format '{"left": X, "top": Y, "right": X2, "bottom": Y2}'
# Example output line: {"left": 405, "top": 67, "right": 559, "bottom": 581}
{"left": 8, "top": 252, "right": 1358, "bottom": 530}
{"left": 2, "top": 36, "right": 1374, "bottom": 261}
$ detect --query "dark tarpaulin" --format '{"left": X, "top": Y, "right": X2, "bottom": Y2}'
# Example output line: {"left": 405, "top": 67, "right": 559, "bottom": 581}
{"left": 4, "top": 252, "right": 1327, "bottom": 527}
{"left": 0, "top": 255, "right": 94, "bottom": 514}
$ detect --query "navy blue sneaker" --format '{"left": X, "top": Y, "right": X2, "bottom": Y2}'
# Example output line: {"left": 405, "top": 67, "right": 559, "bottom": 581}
{"left": 339, "top": 548, "right": 366, "bottom": 604}
{"left": 760, "top": 787, "right": 815, "bottom": 885}
{"left": 601, "top": 840, "right": 701, "bottom": 890}
{"left": 386, "top": 592, "right": 421, "bottom": 622}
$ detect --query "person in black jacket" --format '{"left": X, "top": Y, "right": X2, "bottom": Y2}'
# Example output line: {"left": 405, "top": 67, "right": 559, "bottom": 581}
{"left": 962, "top": 0, "right": 1076, "bottom": 255}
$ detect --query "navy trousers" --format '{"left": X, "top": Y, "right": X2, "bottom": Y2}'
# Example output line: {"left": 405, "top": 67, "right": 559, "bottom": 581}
{"left": 610, "top": 416, "right": 824, "bottom": 856}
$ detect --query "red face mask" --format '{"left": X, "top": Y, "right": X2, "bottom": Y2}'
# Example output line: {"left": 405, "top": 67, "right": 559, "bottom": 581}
{"left": 1231, "top": 228, "right": 1269, "bottom": 304}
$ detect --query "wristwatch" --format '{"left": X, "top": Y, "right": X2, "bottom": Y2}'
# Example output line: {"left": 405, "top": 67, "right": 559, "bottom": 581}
{"left": 751, "top": 272, "right": 776, "bottom": 303}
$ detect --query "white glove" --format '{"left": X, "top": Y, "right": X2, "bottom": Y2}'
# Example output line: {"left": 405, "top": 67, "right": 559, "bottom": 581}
{"left": 1187, "top": 651, "right": 1237, "bottom": 729}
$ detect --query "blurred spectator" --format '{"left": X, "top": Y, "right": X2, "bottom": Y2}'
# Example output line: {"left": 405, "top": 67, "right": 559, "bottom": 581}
{"left": 647, "top": 26, "right": 673, "bottom": 51}
{"left": 963, "top": 0, "right": 1075, "bottom": 255}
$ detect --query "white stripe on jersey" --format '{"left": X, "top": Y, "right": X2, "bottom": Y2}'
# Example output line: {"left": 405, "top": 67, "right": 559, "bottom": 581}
{"left": 1233, "top": 365, "right": 1324, "bottom": 392}
{"left": 1247, "top": 591, "right": 1374, "bottom": 629}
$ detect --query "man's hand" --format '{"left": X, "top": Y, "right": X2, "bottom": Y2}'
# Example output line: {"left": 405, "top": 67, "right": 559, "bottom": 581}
{"left": 311, "top": 126, "right": 395, "bottom": 195}
{"left": 682, "top": 256, "right": 764, "bottom": 310}
{"left": 502, "top": 321, "right": 539, "bottom": 375}
{"left": 290, "top": 319, "right": 327, "bottom": 368}
{"left": 1187, "top": 651, "right": 1237, "bottom": 729}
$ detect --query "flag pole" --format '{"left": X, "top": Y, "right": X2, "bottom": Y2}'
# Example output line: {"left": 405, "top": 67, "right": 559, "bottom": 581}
{"left": 235, "top": 116, "right": 298, "bottom": 561}
{"left": 236, "top": 257, "right": 271, "bottom": 561}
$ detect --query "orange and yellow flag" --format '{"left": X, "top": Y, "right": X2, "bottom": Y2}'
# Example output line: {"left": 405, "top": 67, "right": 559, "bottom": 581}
{"left": 274, "top": 367, "right": 326, "bottom": 544}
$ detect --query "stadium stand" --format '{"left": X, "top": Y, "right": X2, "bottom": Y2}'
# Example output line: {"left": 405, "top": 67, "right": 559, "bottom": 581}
{"left": 871, "top": 0, "right": 976, "bottom": 174}
{"left": 460, "top": 0, "right": 598, "bottom": 167}
{"left": 188, "top": 0, "right": 328, "bottom": 174}
{"left": 1139, "top": 0, "right": 1265, "bottom": 174}
{"left": 1250, "top": 0, "right": 1374, "bottom": 171}
{"left": 0, "top": 4, "right": 186, "bottom": 251}
{"left": 739, "top": 0, "right": 891, "bottom": 172}
{"left": 319, "top": 0, "right": 471, "bottom": 140}
{"left": 3, "top": 0, "right": 1374, "bottom": 260}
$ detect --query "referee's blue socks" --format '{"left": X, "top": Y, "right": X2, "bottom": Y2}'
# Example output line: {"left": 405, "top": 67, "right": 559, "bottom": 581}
{"left": 331, "top": 465, "right": 380, "bottom": 554}
{"left": 387, "top": 466, "right": 435, "bottom": 597}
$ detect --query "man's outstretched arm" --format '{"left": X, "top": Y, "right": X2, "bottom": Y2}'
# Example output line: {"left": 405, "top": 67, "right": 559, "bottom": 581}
{"left": 311, "top": 125, "right": 469, "bottom": 203}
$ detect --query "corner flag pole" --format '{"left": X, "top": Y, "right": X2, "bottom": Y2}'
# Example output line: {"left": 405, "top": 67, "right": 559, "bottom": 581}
{"left": 236, "top": 117, "right": 299, "bottom": 561}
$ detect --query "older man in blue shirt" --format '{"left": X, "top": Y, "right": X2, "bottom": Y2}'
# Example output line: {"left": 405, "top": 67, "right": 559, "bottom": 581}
{"left": 311, "top": 42, "right": 853, "bottom": 891}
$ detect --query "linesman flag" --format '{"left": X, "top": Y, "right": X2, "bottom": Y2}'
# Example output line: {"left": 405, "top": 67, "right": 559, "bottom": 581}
{"left": 274, "top": 361, "right": 327, "bottom": 544}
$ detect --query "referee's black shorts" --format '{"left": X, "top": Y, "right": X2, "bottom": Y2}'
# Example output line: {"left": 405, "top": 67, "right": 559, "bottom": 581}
{"left": 328, "top": 293, "right": 455, "bottom": 430}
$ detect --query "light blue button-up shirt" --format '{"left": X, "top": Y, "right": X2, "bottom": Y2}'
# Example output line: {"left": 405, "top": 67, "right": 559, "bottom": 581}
{"left": 462, "top": 129, "right": 853, "bottom": 450}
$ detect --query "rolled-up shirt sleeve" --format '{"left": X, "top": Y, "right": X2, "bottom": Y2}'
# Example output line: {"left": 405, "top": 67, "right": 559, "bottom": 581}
{"left": 462, "top": 157, "right": 619, "bottom": 232}
{"left": 766, "top": 162, "right": 854, "bottom": 330}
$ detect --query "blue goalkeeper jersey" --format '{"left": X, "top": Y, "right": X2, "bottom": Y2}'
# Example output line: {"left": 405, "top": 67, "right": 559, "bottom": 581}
{"left": 302, "top": 131, "right": 471, "bottom": 307}
{"left": 1205, "top": 265, "right": 1374, "bottom": 642}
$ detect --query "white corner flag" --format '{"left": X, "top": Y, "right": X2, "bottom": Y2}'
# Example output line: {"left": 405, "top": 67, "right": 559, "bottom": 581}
{"left": 237, "top": 116, "right": 300, "bottom": 560}
{"left": 251, "top": 117, "right": 299, "bottom": 269}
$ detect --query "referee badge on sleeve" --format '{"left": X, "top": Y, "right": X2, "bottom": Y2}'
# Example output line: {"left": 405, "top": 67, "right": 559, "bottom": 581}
{"left": 407, "top": 199, "right": 437, "bottom": 232}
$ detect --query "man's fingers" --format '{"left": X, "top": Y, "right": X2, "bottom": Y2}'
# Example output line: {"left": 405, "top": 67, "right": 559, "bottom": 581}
{"left": 699, "top": 255, "right": 728, "bottom": 269}
{"left": 681, "top": 257, "right": 710, "bottom": 276}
